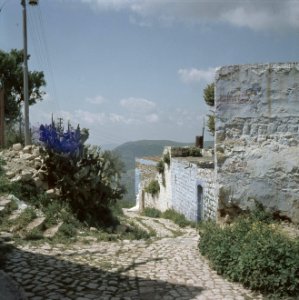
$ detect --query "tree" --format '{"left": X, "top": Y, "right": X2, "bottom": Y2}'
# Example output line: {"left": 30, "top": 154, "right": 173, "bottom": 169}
{"left": 0, "top": 49, "right": 46, "bottom": 124}
{"left": 203, "top": 83, "right": 215, "bottom": 135}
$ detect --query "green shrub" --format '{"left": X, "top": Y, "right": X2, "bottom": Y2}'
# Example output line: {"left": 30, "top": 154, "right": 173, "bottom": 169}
{"left": 142, "top": 207, "right": 162, "bottom": 218}
{"left": 144, "top": 180, "right": 160, "bottom": 197}
{"left": 156, "top": 160, "right": 165, "bottom": 174}
{"left": 40, "top": 144, "right": 125, "bottom": 227}
{"left": 162, "top": 209, "right": 193, "bottom": 228}
{"left": 163, "top": 152, "right": 170, "bottom": 166}
{"left": 188, "top": 147, "right": 202, "bottom": 157}
{"left": 199, "top": 213, "right": 299, "bottom": 298}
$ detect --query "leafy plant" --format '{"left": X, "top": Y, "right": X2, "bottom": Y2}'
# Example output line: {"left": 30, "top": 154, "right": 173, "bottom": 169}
{"left": 163, "top": 152, "right": 170, "bottom": 166}
{"left": 156, "top": 160, "right": 165, "bottom": 174}
{"left": 162, "top": 209, "right": 194, "bottom": 228}
{"left": 39, "top": 121, "right": 125, "bottom": 227}
{"left": 199, "top": 208, "right": 299, "bottom": 298}
{"left": 144, "top": 180, "right": 160, "bottom": 197}
{"left": 142, "top": 207, "right": 162, "bottom": 218}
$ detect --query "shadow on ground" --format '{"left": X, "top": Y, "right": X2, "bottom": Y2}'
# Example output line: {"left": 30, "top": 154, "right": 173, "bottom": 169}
{"left": 2, "top": 244, "right": 204, "bottom": 300}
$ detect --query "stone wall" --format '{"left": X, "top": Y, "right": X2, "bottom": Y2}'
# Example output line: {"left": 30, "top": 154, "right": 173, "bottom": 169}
{"left": 143, "top": 163, "right": 172, "bottom": 212}
{"left": 215, "top": 63, "right": 299, "bottom": 223}
{"left": 171, "top": 158, "right": 215, "bottom": 221}
{"left": 136, "top": 148, "right": 216, "bottom": 222}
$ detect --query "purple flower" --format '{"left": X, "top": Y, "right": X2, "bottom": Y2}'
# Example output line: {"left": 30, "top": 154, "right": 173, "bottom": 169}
{"left": 39, "top": 123, "right": 82, "bottom": 155}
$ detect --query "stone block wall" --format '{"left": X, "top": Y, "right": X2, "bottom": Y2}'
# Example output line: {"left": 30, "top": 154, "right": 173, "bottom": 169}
{"left": 171, "top": 158, "right": 215, "bottom": 221}
{"left": 215, "top": 63, "right": 299, "bottom": 223}
{"left": 136, "top": 150, "right": 217, "bottom": 222}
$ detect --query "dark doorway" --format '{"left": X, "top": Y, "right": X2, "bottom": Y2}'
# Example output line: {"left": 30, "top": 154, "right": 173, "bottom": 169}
{"left": 197, "top": 185, "right": 203, "bottom": 221}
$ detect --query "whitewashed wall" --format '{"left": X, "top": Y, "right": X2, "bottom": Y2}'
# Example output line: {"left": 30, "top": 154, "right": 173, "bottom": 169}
{"left": 215, "top": 63, "right": 299, "bottom": 223}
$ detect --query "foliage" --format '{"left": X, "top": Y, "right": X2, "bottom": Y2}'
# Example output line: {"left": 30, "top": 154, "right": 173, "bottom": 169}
{"left": 39, "top": 121, "right": 125, "bottom": 227}
{"left": 156, "top": 160, "right": 166, "bottom": 187}
{"left": 142, "top": 207, "right": 162, "bottom": 218}
{"left": 39, "top": 123, "right": 82, "bottom": 155}
{"left": 163, "top": 152, "right": 170, "bottom": 166}
{"left": 207, "top": 114, "right": 215, "bottom": 136}
{"left": 171, "top": 146, "right": 202, "bottom": 157}
{"left": 144, "top": 180, "right": 160, "bottom": 197}
{"left": 203, "top": 83, "right": 215, "bottom": 136}
{"left": 156, "top": 160, "right": 165, "bottom": 174}
{"left": 13, "top": 208, "right": 37, "bottom": 232}
{"left": 203, "top": 83, "right": 215, "bottom": 107}
{"left": 162, "top": 209, "right": 194, "bottom": 228}
{"left": 199, "top": 209, "right": 299, "bottom": 298}
{"left": 0, "top": 49, "right": 46, "bottom": 124}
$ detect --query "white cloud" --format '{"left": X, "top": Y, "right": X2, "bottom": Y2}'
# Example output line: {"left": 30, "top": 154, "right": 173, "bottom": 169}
{"left": 145, "top": 113, "right": 159, "bottom": 123}
{"left": 120, "top": 97, "right": 156, "bottom": 113}
{"left": 85, "top": 95, "right": 106, "bottom": 105}
{"left": 79, "top": 0, "right": 299, "bottom": 31}
{"left": 178, "top": 67, "right": 216, "bottom": 84}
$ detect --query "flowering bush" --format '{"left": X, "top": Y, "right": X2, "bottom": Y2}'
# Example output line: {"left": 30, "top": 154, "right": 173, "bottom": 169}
{"left": 39, "top": 123, "right": 82, "bottom": 155}
{"left": 39, "top": 121, "right": 124, "bottom": 227}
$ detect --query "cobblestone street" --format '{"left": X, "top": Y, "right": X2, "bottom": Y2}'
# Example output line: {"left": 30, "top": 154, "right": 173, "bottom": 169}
{"left": 3, "top": 212, "right": 262, "bottom": 300}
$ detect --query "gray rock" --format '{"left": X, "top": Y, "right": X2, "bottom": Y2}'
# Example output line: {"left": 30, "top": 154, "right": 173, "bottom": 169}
{"left": 12, "top": 143, "right": 22, "bottom": 151}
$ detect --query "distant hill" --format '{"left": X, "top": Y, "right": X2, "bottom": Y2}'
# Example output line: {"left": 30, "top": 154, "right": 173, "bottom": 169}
{"left": 114, "top": 140, "right": 193, "bottom": 170}
{"left": 114, "top": 139, "right": 214, "bottom": 202}
{"left": 101, "top": 143, "right": 120, "bottom": 151}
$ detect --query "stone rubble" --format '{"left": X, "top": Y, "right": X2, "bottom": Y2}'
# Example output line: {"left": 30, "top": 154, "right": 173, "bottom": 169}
{"left": 0, "top": 144, "right": 51, "bottom": 195}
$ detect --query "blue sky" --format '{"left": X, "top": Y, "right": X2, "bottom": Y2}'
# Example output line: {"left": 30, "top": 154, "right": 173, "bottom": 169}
{"left": 1, "top": 0, "right": 299, "bottom": 146}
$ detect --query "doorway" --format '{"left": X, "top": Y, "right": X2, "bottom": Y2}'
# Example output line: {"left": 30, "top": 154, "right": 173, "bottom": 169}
{"left": 197, "top": 185, "right": 203, "bottom": 221}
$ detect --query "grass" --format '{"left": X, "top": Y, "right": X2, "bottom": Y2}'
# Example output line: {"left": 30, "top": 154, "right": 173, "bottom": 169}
{"left": 0, "top": 156, "right": 156, "bottom": 244}
{"left": 142, "top": 207, "right": 196, "bottom": 228}
{"left": 13, "top": 207, "right": 37, "bottom": 232}
{"left": 142, "top": 207, "right": 162, "bottom": 218}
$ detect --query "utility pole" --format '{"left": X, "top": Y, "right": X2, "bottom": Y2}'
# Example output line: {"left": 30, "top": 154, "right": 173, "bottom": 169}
{"left": 21, "top": 0, "right": 38, "bottom": 145}
{"left": 21, "top": 0, "right": 30, "bottom": 145}
{"left": 0, "top": 88, "right": 4, "bottom": 148}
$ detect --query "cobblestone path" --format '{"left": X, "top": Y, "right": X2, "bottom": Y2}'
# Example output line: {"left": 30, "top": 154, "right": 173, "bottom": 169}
{"left": 3, "top": 212, "right": 262, "bottom": 300}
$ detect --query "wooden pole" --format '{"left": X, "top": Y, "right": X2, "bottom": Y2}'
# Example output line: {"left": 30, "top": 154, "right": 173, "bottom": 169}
{"left": 0, "top": 89, "right": 4, "bottom": 148}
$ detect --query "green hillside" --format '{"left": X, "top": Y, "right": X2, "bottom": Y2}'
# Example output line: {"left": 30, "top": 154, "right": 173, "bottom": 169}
{"left": 114, "top": 140, "right": 193, "bottom": 170}
{"left": 113, "top": 139, "right": 214, "bottom": 202}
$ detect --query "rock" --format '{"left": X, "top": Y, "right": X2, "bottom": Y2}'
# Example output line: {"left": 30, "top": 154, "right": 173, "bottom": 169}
{"left": 37, "top": 170, "right": 46, "bottom": 181}
{"left": 5, "top": 171, "right": 16, "bottom": 179}
{"left": 22, "top": 145, "right": 32, "bottom": 154}
{"left": 0, "top": 232, "right": 13, "bottom": 241}
{"left": 32, "top": 148, "right": 40, "bottom": 157}
{"left": 10, "top": 175, "right": 22, "bottom": 183}
{"left": 26, "top": 216, "right": 45, "bottom": 231}
{"left": 20, "top": 153, "right": 34, "bottom": 161}
{"left": 33, "top": 177, "right": 43, "bottom": 188}
{"left": 21, "top": 170, "right": 33, "bottom": 182}
{"left": 43, "top": 222, "right": 63, "bottom": 238}
{"left": 12, "top": 143, "right": 22, "bottom": 151}
{"left": 46, "top": 189, "right": 60, "bottom": 198}
{"left": 0, "top": 196, "right": 11, "bottom": 207}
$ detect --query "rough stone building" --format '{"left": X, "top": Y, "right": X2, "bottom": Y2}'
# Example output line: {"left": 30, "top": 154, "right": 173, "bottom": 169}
{"left": 216, "top": 63, "right": 299, "bottom": 223}
{"left": 135, "top": 62, "right": 299, "bottom": 224}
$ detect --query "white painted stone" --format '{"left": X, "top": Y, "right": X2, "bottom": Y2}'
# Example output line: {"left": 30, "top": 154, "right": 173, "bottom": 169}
{"left": 12, "top": 143, "right": 22, "bottom": 151}
{"left": 216, "top": 63, "right": 299, "bottom": 223}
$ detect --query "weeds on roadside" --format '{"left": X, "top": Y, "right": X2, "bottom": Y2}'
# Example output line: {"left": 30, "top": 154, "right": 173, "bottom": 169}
{"left": 199, "top": 207, "right": 299, "bottom": 298}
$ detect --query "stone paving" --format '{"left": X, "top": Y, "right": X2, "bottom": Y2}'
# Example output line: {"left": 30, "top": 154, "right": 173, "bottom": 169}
{"left": 3, "top": 213, "right": 262, "bottom": 300}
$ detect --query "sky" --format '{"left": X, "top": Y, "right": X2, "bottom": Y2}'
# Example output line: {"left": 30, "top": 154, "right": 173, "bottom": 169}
{"left": 1, "top": 0, "right": 299, "bottom": 146}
